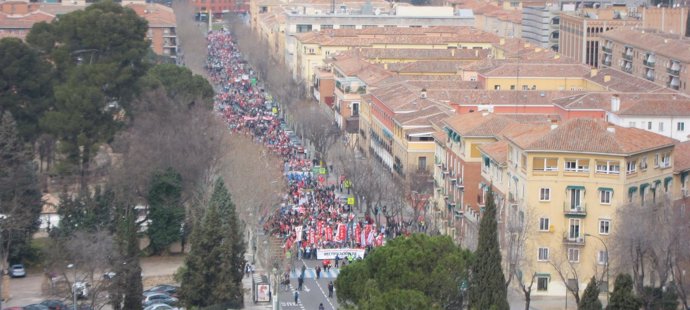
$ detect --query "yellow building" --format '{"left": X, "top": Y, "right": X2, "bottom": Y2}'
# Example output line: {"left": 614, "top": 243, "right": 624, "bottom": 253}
{"left": 479, "top": 118, "right": 676, "bottom": 296}
{"left": 478, "top": 63, "right": 600, "bottom": 91}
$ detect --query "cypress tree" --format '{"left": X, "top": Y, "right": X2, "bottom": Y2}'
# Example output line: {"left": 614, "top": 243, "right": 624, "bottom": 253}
{"left": 178, "top": 178, "right": 245, "bottom": 308}
{"left": 468, "top": 188, "right": 509, "bottom": 310}
{"left": 146, "top": 168, "right": 184, "bottom": 255}
{"left": 607, "top": 274, "right": 641, "bottom": 310}
{"left": 579, "top": 276, "right": 603, "bottom": 310}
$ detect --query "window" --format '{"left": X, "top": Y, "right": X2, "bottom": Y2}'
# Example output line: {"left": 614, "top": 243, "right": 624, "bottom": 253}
{"left": 533, "top": 157, "right": 558, "bottom": 171}
{"left": 568, "top": 189, "right": 583, "bottom": 210}
{"left": 679, "top": 122, "right": 685, "bottom": 131}
{"left": 296, "top": 24, "right": 313, "bottom": 33}
{"left": 540, "top": 188, "right": 551, "bottom": 201}
{"left": 537, "top": 277, "right": 549, "bottom": 291}
{"left": 600, "top": 190, "right": 612, "bottom": 204}
{"left": 418, "top": 157, "right": 427, "bottom": 172}
{"left": 568, "top": 219, "right": 581, "bottom": 239}
{"left": 538, "top": 247, "right": 549, "bottom": 261}
{"left": 628, "top": 121, "right": 636, "bottom": 128}
{"left": 659, "top": 122, "right": 664, "bottom": 132}
{"left": 522, "top": 85, "right": 529, "bottom": 90}
{"left": 539, "top": 218, "right": 550, "bottom": 231}
{"left": 494, "top": 85, "right": 501, "bottom": 90}
{"left": 598, "top": 250, "right": 609, "bottom": 265}
{"left": 596, "top": 160, "right": 620, "bottom": 174}
{"left": 352, "top": 102, "right": 359, "bottom": 116}
{"left": 648, "top": 122, "right": 653, "bottom": 130}
{"left": 320, "top": 24, "right": 333, "bottom": 30}
{"left": 599, "top": 219, "right": 610, "bottom": 235}
{"left": 568, "top": 248, "right": 580, "bottom": 262}
{"left": 659, "top": 153, "right": 671, "bottom": 168}
{"left": 510, "top": 85, "right": 516, "bottom": 90}
{"left": 626, "top": 160, "right": 637, "bottom": 174}
{"left": 640, "top": 157, "right": 648, "bottom": 170}
{"left": 565, "top": 159, "right": 589, "bottom": 172}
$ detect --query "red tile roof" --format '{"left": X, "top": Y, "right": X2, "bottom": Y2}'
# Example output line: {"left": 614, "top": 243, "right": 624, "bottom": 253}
{"left": 126, "top": 3, "right": 176, "bottom": 27}
{"left": 674, "top": 141, "right": 690, "bottom": 173}
{"left": 0, "top": 10, "right": 54, "bottom": 30}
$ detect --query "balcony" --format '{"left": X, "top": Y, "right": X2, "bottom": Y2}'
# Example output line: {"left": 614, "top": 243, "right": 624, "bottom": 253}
{"left": 563, "top": 202, "right": 587, "bottom": 217}
{"left": 562, "top": 233, "right": 586, "bottom": 246}
{"left": 622, "top": 53, "right": 633, "bottom": 61}
{"left": 602, "top": 46, "right": 612, "bottom": 53}
{"left": 667, "top": 67, "right": 681, "bottom": 76}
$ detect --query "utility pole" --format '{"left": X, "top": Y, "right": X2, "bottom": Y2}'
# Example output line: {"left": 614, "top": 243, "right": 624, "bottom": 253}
{"left": 585, "top": 233, "right": 609, "bottom": 304}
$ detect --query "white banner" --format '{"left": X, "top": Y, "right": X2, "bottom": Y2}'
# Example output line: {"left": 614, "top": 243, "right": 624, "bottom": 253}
{"left": 316, "top": 248, "right": 365, "bottom": 260}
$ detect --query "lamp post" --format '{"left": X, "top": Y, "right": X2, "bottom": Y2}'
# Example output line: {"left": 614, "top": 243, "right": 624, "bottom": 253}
{"left": 67, "top": 264, "right": 77, "bottom": 310}
{"left": 584, "top": 233, "right": 609, "bottom": 303}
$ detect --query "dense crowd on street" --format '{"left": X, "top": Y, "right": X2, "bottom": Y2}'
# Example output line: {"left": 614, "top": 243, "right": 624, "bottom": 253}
{"left": 206, "top": 30, "right": 402, "bottom": 266}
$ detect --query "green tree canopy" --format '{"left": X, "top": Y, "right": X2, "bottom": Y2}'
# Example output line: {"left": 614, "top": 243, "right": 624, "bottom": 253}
{"left": 468, "top": 188, "right": 509, "bottom": 310}
{"left": 0, "top": 38, "right": 54, "bottom": 140}
{"left": 335, "top": 234, "right": 472, "bottom": 309}
{"left": 579, "top": 276, "right": 603, "bottom": 310}
{"left": 179, "top": 178, "right": 245, "bottom": 308}
{"left": 142, "top": 64, "right": 214, "bottom": 109}
{"left": 607, "top": 274, "right": 641, "bottom": 310}
{"left": 55, "top": 186, "right": 115, "bottom": 237}
{"left": 146, "top": 167, "right": 183, "bottom": 255}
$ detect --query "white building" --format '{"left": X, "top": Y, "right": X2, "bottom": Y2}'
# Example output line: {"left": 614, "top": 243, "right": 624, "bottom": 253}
{"left": 606, "top": 94, "right": 690, "bottom": 142}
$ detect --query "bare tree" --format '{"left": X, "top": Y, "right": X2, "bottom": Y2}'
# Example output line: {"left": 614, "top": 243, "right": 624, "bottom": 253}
{"left": 502, "top": 204, "right": 537, "bottom": 310}
{"left": 549, "top": 251, "right": 583, "bottom": 306}
{"left": 293, "top": 101, "right": 339, "bottom": 165}
{"left": 612, "top": 197, "right": 682, "bottom": 309}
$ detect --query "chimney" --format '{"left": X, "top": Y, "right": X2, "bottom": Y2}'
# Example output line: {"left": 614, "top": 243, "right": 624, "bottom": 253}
{"left": 607, "top": 125, "right": 616, "bottom": 133}
{"left": 452, "top": 49, "right": 455, "bottom": 56}
{"left": 384, "top": 63, "right": 388, "bottom": 70}
{"left": 499, "top": 38, "right": 505, "bottom": 45}
{"left": 420, "top": 88, "right": 427, "bottom": 99}
{"left": 611, "top": 94, "right": 620, "bottom": 112}
{"left": 550, "top": 118, "right": 558, "bottom": 130}
{"left": 590, "top": 68, "right": 598, "bottom": 77}
{"left": 604, "top": 74, "right": 612, "bottom": 83}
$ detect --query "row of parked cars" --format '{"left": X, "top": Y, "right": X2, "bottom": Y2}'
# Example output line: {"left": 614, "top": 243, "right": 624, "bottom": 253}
{"left": 8, "top": 284, "right": 180, "bottom": 310}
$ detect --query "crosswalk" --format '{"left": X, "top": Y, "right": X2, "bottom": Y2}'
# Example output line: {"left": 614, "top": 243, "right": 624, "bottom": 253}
{"left": 290, "top": 268, "right": 341, "bottom": 279}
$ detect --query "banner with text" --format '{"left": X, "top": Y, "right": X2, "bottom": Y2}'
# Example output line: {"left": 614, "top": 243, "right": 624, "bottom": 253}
{"left": 316, "top": 248, "right": 366, "bottom": 260}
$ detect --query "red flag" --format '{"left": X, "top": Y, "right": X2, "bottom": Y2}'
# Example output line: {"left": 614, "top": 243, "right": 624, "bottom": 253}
{"left": 325, "top": 225, "right": 333, "bottom": 241}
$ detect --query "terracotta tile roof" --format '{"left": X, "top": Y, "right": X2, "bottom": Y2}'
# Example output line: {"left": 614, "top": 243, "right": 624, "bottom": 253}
{"left": 441, "top": 113, "right": 518, "bottom": 137}
{"left": 500, "top": 123, "right": 552, "bottom": 149}
{"left": 601, "top": 28, "right": 690, "bottom": 63}
{"left": 585, "top": 68, "right": 666, "bottom": 93}
{"left": 394, "top": 104, "right": 453, "bottom": 127}
{"left": 126, "top": 3, "right": 175, "bottom": 27}
{"left": 0, "top": 10, "right": 54, "bottom": 29}
{"left": 355, "top": 47, "right": 490, "bottom": 61}
{"left": 553, "top": 92, "right": 689, "bottom": 112}
{"left": 512, "top": 118, "right": 677, "bottom": 155}
{"left": 617, "top": 99, "right": 690, "bottom": 116}
{"left": 480, "top": 63, "right": 591, "bottom": 78}
{"left": 387, "top": 60, "right": 465, "bottom": 74}
{"left": 440, "top": 89, "right": 582, "bottom": 106}
{"left": 296, "top": 26, "right": 500, "bottom": 46}
{"left": 479, "top": 140, "right": 508, "bottom": 164}
{"left": 674, "top": 141, "right": 690, "bottom": 173}
{"left": 433, "top": 130, "right": 448, "bottom": 144}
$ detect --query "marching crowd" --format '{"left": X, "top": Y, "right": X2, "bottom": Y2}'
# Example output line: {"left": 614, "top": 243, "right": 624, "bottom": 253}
{"left": 206, "top": 30, "right": 391, "bottom": 262}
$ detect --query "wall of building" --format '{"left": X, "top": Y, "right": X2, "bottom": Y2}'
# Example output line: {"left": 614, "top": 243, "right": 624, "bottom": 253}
{"left": 607, "top": 114, "right": 690, "bottom": 142}
{"left": 642, "top": 6, "right": 689, "bottom": 37}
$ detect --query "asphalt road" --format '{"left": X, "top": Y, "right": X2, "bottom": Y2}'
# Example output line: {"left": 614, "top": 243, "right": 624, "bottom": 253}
{"left": 278, "top": 258, "right": 339, "bottom": 310}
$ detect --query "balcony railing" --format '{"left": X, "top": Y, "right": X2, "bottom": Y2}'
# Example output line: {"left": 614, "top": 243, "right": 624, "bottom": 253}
{"left": 602, "top": 46, "right": 612, "bottom": 53}
{"left": 562, "top": 233, "right": 586, "bottom": 246}
{"left": 643, "top": 59, "right": 655, "bottom": 67}
{"left": 622, "top": 53, "right": 633, "bottom": 61}
{"left": 667, "top": 68, "right": 681, "bottom": 76}
{"left": 563, "top": 202, "right": 587, "bottom": 216}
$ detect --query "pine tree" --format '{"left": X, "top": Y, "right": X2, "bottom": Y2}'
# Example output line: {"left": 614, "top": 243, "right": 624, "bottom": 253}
{"left": 179, "top": 178, "right": 245, "bottom": 308}
{"left": 607, "top": 274, "right": 641, "bottom": 310}
{"left": 579, "top": 276, "right": 603, "bottom": 310}
{"left": 146, "top": 168, "right": 184, "bottom": 255}
{"left": 110, "top": 205, "right": 143, "bottom": 310}
{"left": 468, "top": 188, "right": 509, "bottom": 310}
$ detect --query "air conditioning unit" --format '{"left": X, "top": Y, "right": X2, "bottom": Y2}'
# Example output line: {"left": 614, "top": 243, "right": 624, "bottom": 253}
{"left": 577, "top": 237, "right": 585, "bottom": 243}
{"left": 548, "top": 224, "right": 555, "bottom": 232}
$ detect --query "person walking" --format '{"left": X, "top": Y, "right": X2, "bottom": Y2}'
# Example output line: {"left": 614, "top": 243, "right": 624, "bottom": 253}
{"left": 319, "top": 303, "right": 325, "bottom": 310}
{"left": 328, "top": 281, "right": 334, "bottom": 298}
{"left": 334, "top": 254, "right": 340, "bottom": 268}
{"left": 294, "top": 291, "right": 299, "bottom": 304}
{"left": 298, "top": 275, "right": 304, "bottom": 291}
{"left": 316, "top": 266, "right": 321, "bottom": 279}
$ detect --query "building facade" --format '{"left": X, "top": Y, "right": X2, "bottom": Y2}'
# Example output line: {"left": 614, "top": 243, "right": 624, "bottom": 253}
{"left": 521, "top": 5, "right": 560, "bottom": 51}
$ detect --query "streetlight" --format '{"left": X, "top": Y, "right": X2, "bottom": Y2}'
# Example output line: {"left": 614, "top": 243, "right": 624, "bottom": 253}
{"left": 584, "top": 233, "right": 609, "bottom": 303}
{"left": 67, "top": 264, "right": 77, "bottom": 310}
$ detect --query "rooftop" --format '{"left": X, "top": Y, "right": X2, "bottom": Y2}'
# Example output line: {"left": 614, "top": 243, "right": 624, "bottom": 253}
{"left": 552, "top": 92, "right": 689, "bottom": 112}
{"left": 479, "top": 140, "right": 509, "bottom": 164}
{"left": 0, "top": 10, "right": 54, "bottom": 29}
{"left": 585, "top": 68, "right": 667, "bottom": 93}
{"left": 480, "top": 63, "right": 591, "bottom": 78}
{"left": 441, "top": 113, "right": 518, "bottom": 137}
{"left": 354, "top": 47, "right": 490, "bottom": 61}
{"left": 510, "top": 118, "right": 676, "bottom": 155}
{"left": 295, "top": 26, "right": 500, "bottom": 46}
{"left": 601, "top": 28, "right": 690, "bottom": 63}
{"left": 674, "top": 141, "right": 690, "bottom": 173}
{"left": 125, "top": 3, "right": 176, "bottom": 27}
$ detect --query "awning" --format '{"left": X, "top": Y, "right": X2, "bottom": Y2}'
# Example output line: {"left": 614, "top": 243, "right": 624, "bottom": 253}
{"left": 566, "top": 185, "right": 585, "bottom": 191}
{"left": 654, "top": 180, "right": 662, "bottom": 187}
{"left": 628, "top": 186, "right": 638, "bottom": 194}
{"left": 639, "top": 183, "right": 650, "bottom": 192}
{"left": 598, "top": 187, "right": 614, "bottom": 192}
{"left": 664, "top": 176, "right": 673, "bottom": 187}
{"left": 535, "top": 273, "right": 551, "bottom": 277}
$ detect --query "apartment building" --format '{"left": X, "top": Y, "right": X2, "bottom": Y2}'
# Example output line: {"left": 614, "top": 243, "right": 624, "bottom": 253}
{"left": 674, "top": 141, "right": 690, "bottom": 201}
{"left": 600, "top": 28, "right": 690, "bottom": 94}
{"left": 479, "top": 117, "right": 676, "bottom": 296}
{"left": 640, "top": 5, "right": 689, "bottom": 37}
{"left": 190, "top": 0, "right": 247, "bottom": 15}
{"left": 559, "top": 7, "right": 641, "bottom": 66}
{"left": 126, "top": 3, "right": 178, "bottom": 61}
{"left": 522, "top": 5, "right": 560, "bottom": 50}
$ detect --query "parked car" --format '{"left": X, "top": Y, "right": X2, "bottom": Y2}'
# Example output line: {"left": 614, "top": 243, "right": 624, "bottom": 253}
{"left": 40, "top": 299, "right": 68, "bottom": 310}
{"left": 144, "top": 304, "right": 178, "bottom": 310}
{"left": 144, "top": 284, "right": 179, "bottom": 297}
{"left": 9, "top": 264, "right": 26, "bottom": 278}
{"left": 142, "top": 293, "right": 178, "bottom": 307}
{"left": 23, "top": 304, "right": 50, "bottom": 310}
{"left": 73, "top": 282, "right": 90, "bottom": 299}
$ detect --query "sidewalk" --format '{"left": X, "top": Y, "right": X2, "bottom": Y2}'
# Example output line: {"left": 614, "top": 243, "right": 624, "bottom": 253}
{"left": 243, "top": 253, "right": 273, "bottom": 310}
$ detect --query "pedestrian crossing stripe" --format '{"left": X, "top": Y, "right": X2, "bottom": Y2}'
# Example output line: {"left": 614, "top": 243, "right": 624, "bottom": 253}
{"left": 290, "top": 268, "right": 340, "bottom": 279}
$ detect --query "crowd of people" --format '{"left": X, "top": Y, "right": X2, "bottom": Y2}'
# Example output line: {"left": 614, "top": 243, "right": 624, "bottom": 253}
{"left": 206, "top": 30, "right": 390, "bottom": 262}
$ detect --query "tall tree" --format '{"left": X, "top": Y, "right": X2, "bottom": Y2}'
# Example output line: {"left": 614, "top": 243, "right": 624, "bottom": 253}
{"left": 55, "top": 187, "right": 115, "bottom": 237}
{"left": 607, "top": 274, "right": 641, "bottom": 310}
{"left": 336, "top": 234, "right": 472, "bottom": 309}
{"left": 178, "top": 178, "right": 245, "bottom": 308}
{"left": 142, "top": 64, "right": 214, "bottom": 109}
{"left": 468, "top": 188, "right": 509, "bottom": 310}
{"left": 0, "top": 111, "right": 42, "bottom": 265}
{"left": 579, "top": 276, "right": 603, "bottom": 310}
{"left": 114, "top": 205, "right": 143, "bottom": 310}
{"left": 146, "top": 168, "right": 184, "bottom": 255}
{"left": 0, "top": 38, "right": 54, "bottom": 141}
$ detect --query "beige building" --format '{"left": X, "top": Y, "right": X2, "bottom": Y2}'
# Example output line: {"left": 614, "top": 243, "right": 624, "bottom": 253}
{"left": 126, "top": 3, "right": 178, "bottom": 61}
{"left": 600, "top": 28, "right": 690, "bottom": 94}
{"left": 641, "top": 5, "right": 689, "bottom": 37}
{"left": 479, "top": 117, "right": 676, "bottom": 296}
{"left": 559, "top": 8, "right": 641, "bottom": 67}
